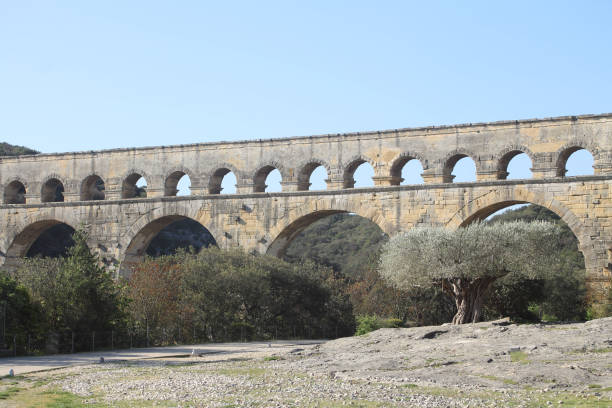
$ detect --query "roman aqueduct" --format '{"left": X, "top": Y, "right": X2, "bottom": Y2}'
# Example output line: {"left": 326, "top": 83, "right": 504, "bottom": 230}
{"left": 1, "top": 113, "right": 611, "bottom": 308}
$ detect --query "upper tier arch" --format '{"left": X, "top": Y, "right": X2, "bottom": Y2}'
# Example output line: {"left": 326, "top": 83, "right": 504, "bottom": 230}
{"left": 0, "top": 113, "right": 610, "bottom": 199}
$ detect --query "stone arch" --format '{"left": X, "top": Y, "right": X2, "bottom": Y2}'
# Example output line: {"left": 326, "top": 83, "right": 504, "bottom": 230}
{"left": 164, "top": 167, "right": 195, "bottom": 196}
{"left": 4, "top": 179, "right": 27, "bottom": 204}
{"left": 252, "top": 161, "right": 285, "bottom": 193}
{"left": 41, "top": 175, "right": 66, "bottom": 203}
{"left": 80, "top": 174, "right": 105, "bottom": 201}
{"left": 121, "top": 170, "right": 150, "bottom": 199}
{"left": 265, "top": 198, "right": 392, "bottom": 258}
{"left": 2, "top": 218, "right": 78, "bottom": 269}
{"left": 389, "top": 151, "right": 428, "bottom": 185}
{"left": 296, "top": 159, "right": 331, "bottom": 191}
{"left": 119, "top": 205, "right": 221, "bottom": 275}
{"left": 445, "top": 188, "right": 600, "bottom": 277}
{"left": 554, "top": 141, "right": 600, "bottom": 177}
{"left": 208, "top": 163, "right": 240, "bottom": 194}
{"left": 495, "top": 145, "right": 536, "bottom": 180}
{"left": 342, "top": 155, "right": 376, "bottom": 189}
{"left": 441, "top": 149, "right": 479, "bottom": 183}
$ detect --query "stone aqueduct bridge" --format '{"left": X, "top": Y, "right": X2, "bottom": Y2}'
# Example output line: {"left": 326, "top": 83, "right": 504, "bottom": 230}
{"left": 1, "top": 114, "right": 612, "bottom": 305}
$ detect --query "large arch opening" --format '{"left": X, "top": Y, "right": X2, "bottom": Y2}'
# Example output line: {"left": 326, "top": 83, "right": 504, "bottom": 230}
{"left": 444, "top": 154, "right": 477, "bottom": 183}
{"left": 4, "top": 220, "right": 77, "bottom": 268}
{"left": 390, "top": 156, "right": 424, "bottom": 185}
{"left": 41, "top": 178, "right": 65, "bottom": 203}
{"left": 269, "top": 210, "right": 386, "bottom": 277}
{"left": 4, "top": 180, "right": 26, "bottom": 204}
{"left": 254, "top": 166, "right": 282, "bottom": 193}
{"left": 557, "top": 147, "right": 595, "bottom": 177}
{"left": 268, "top": 211, "right": 426, "bottom": 322}
{"left": 122, "top": 173, "right": 147, "bottom": 199}
{"left": 165, "top": 171, "right": 192, "bottom": 196}
{"left": 209, "top": 168, "right": 237, "bottom": 194}
{"left": 497, "top": 151, "right": 533, "bottom": 180}
{"left": 298, "top": 162, "right": 328, "bottom": 191}
{"left": 80, "top": 175, "right": 105, "bottom": 201}
{"left": 344, "top": 160, "right": 374, "bottom": 188}
{"left": 463, "top": 201, "right": 587, "bottom": 322}
{"left": 122, "top": 216, "right": 217, "bottom": 272}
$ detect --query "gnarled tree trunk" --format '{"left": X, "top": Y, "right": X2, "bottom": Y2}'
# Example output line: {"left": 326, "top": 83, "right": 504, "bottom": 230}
{"left": 442, "top": 277, "right": 496, "bottom": 324}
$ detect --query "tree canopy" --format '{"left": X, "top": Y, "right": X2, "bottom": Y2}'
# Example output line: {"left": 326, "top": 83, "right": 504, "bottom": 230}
{"left": 379, "top": 221, "right": 563, "bottom": 324}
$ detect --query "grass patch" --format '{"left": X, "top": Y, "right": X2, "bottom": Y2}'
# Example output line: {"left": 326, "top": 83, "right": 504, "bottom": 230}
{"left": 6, "top": 388, "right": 105, "bottom": 408}
{"left": 310, "top": 399, "right": 388, "bottom": 407}
{"left": 0, "top": 386, "right": 21, "bottom": 399}
{"left": 480, "top": 374, "right": 518, "bottom": 385}
{"left": 214, "top": 367, "right": 267, "bottom": 377}
{"left": 510, "top": 351, "right": 529, "bottom": 364}
{"left": 263, "top": 356, "right": 284, "bottom": 361}
{"left": 588, "top": 384, "right": 602, "bottom": 389}
{"left": 403, "top": 383, "right": 418, "bottom": 389}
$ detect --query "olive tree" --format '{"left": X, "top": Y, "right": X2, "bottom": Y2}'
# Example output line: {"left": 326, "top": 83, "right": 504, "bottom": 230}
{"left": 379, "top": 221, "right": 562, "bottom": 324}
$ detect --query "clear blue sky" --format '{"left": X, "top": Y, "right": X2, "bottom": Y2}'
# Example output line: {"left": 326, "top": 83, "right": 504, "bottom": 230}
{"left": 0, "top": 1, "right": 606, "bottom": 192}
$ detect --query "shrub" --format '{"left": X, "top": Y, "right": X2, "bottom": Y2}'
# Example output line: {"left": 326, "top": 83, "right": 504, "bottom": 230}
{"left": 355, "top": 315, "right": 402, "bottom": 336}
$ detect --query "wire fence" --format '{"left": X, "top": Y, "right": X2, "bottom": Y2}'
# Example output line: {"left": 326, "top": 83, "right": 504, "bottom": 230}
{"left": 0, "top": 322, "right": 340, "bottom": 357}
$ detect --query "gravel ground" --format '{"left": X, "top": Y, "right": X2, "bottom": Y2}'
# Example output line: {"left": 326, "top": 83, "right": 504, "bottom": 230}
{"left": 11, "top": 317, "right": 612, "bottom": 407}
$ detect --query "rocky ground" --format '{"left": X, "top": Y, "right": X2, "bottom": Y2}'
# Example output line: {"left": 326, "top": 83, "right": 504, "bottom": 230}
{"left": 1, "top": 317, "right": 611, "bottom": 407}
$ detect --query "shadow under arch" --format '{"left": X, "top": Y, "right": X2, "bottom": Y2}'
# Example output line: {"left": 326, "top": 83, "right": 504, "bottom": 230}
{"left": 121, "top": 215, "right": 217, "bottom": 274}
{"left": 3, "top": 219, "right": 77, "bottom": 269}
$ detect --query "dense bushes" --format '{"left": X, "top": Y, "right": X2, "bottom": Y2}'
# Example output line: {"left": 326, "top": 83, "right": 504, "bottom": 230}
{"left": 126, "top": 248, "right": 355, "bottom": 345}
{"left": 6, "top": 230, "right": 125, "bottom": 352}
{"left": 2, "top": 241, "right": 354, "bottom": 354}
{"left": 354, "top": 315, "right": 402, "bottom": 335}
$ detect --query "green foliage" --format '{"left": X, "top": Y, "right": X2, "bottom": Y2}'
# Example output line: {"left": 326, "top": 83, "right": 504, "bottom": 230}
{"left": 0, "top": 142, "right": 38, "bottom": 156}
{"left": 0, "top": 273, "right": 43, "bottom": 346}
{"left": 380, "top": 221, "right": 563, "bottom": 323}
{"left": 484, "top": 276, "right": 545, "bottom": 322}
{"left": 354, "top": 315, "right": 402, "bottom": 335}
{"left": 509, "top": 350, "right": 529, "bottom": 364}
{"left": 284, "top": 213, "right": 387, "bottom": 279}
{"left": 126, "top": 248, "right": 355, "bottom": 344}
{"left": 146, "top": 219, "right": 216, "bottom": 257}
{"left": 486, "top": 205, "right": 587, "bottom": 321}
{"left": 11, "top": 229, "right": 125, "bottom": 346}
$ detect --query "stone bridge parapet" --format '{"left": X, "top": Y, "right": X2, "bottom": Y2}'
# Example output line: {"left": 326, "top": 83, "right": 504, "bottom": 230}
{"left": 0, "top": 113, "right": 611, "bottom": 309}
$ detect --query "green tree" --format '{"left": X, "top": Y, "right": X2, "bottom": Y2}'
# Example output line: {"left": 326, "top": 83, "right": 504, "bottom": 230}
{"left": 486, "top": 205, "right": 587, "bottom": 321}
{"left": 0, "top": 272, "right": 43, "bottom": 347}
{"left": 126, "top": 248, "right": 355, "bottom": 344}
{"left": 14, "top": 229, "right": 125, "bottom": 334}
{"left": 379, "top": 222, "right": 562, "bottom": 324}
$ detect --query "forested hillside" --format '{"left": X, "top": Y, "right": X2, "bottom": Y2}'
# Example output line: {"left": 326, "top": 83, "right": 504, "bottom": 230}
{"left": 283, "top": 213, "right": 387, "bottom": 279}
{"left": 0, "top": 142, "right": 38, "bottom": 156}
